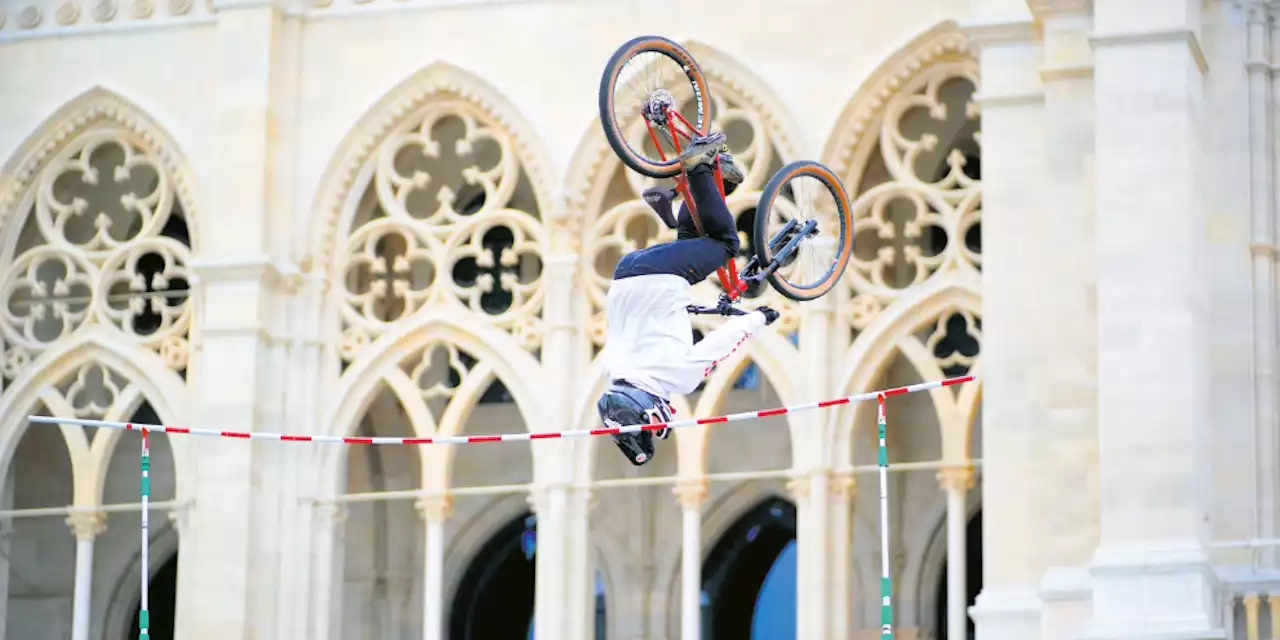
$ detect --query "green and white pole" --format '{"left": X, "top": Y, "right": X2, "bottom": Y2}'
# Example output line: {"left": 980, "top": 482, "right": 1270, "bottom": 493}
{"left": 140, "top": 428, "right": 150, "bottom": 639}
{"left": 877, "top": 393, "right": 893, "bottom": 638}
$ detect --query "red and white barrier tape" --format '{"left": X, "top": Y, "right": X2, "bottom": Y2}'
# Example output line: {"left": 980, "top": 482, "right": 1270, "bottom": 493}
{"left": 27, "top": 375, "right": 974, "bottom": 445}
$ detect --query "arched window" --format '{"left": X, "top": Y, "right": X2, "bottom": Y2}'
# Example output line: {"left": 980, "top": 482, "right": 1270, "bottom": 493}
{"left": 449, "top": 513, "right": 607, "bottom": 639}
{"left": 334, "top": 87, "right": 547, "bottom": 371}
{"left": 701, "top": 497, "right": 797, "bottom": 639}
{"left": 0, "top": 122, "right": 195, "bottom": 385}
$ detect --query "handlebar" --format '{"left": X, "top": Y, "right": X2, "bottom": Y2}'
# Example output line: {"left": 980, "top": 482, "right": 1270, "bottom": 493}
{"left": 686, "top": 294, "right": 748, "bottom": 317}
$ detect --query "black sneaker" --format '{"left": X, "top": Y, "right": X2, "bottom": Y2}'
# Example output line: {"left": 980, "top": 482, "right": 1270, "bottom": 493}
{"left": 717, "top": 152, "right": 745, "bottom": 186}
{"left": 679, "top": 132, "right": 727, "bottom": 171}
{"left": 642, "top": 185, "right": 679, "bottom": 229}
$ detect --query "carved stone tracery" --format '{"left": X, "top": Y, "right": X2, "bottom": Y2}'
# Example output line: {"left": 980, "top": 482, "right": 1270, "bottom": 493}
{"left": 0, "top": 125, "right": 194, "bottom": 384}
{"left": 335, "top": 97, "right": 547, "bottom": 366}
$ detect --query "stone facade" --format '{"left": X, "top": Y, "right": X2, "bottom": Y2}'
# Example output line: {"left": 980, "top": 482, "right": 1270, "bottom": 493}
{"left": 0, "top": 0, "right": 1275, "bottom": 639}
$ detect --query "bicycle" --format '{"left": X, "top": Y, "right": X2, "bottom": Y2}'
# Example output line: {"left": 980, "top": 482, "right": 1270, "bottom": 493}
{"left": 598, "top": 35, "right": 855, "bottom": 316}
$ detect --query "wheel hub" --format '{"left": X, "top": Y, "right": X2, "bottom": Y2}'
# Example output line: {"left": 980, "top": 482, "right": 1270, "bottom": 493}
{"left": 642, "top": 89, "right": 675, "bottom": 125}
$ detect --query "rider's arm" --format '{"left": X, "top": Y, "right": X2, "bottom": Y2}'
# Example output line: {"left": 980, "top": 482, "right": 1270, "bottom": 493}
{"left": 671, "top": 311, "right": 769, "bottom": 394}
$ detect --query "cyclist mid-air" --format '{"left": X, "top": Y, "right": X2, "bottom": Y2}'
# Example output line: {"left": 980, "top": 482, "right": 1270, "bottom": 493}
{"left": 596, "top": 131, "right": 780, "bottom": 465}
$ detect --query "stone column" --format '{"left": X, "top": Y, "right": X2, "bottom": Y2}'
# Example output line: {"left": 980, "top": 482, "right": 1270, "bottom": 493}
{"left": 564, "top": 486, "right": 595, "bottom": 640}
{"left": 937, "top": 467, "right": 974, "bottom": 640}
{"left": 828, "top": 471, "right": 856, "bottom": 639}
{"left": 788, "top": 471, "right": 829, "bottom": 639}
{"left": 531, "top": 485, "right": 570, "bottom": 640}
{"left": 1029, "top": 2, "right": 1102, "bottom": 637}
{"left": 415, "top": 494, "right": 452, "bottom": 640}
{"left": 180, "top": 1, "right": 298, "bottom": 636}
{"left": 67, "top": 510, "right": 105, "bottom": 640}
{"left": 1085, "top": 0, "right": 1221, "bottom": 637}
{"left": 273, "top": 273, "right": 328, "bottom": 640}
{"left": 309, "top": 503, "right": 348, "bottom": 640}
{"left": 673, "top": 481, "right": 706, "bottom": 640}
{"left": 1267, "top": 593, "right": 1280, "bottom": 639}
{"left": 963, "top": 11, "right": 1049, "bottom": 640}
{"left": 1247, "top": 0, "right": 1280, "bottom": 570}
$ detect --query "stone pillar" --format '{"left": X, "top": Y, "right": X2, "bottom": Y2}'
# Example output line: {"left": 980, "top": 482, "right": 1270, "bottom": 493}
{"left": 788, "top": 471, "right": 829, "bottom": 639}
{"left": 828, "top": 471, "right": 856, "bottom": 639}
{"left": 531, "top": 485, "right": 570, "bottom": 640}
{"left": 180, "top": 1, "right": 298, "bottom": 637}
{"left": 538, "top": 200, "right": 589, "bottom": 640}
{"left": 937, "top": 467, "right": 974, "bottom": 640}
{"left": 273, "top": 272, "right": 327, "bottom": 640}
{"left": 1267, "top": 593, "right": 1280, "bottom": 639}
{"left": 309, "top": 503, "right": 348, "bottom": 640}
{"left": 415, "top": 494, "right": 451, "bottom": 640}
{"left": 795, "top": 237, "right": 837, "bottom": 639}
{"left": 674, "top": 481, "right": 706, "bottom": 640}
{"left": 67, "top": 510, "right": 105, "bottom": 640}
{"left": 565, "top": 486, "right": 595, "bottom": 640}
{"left": 963, "top": 11, "right": 1049, "bottom": 640}
{"left": 1243, "top": 594, "right": 1261, "bottom": 640}
{"left": 1246, "top": 0, "right": 1280, "bottom": 570}
{"left": 1028, "top": 2, "right": 1102, "bottom": 638}
{"left": 1085, "top": 0, "right": 1221, "bottom": 637}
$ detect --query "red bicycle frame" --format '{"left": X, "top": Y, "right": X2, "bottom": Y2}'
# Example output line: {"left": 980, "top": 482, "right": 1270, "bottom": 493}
{"left": 643, "top": 110, "right": 748, "bottom": 300}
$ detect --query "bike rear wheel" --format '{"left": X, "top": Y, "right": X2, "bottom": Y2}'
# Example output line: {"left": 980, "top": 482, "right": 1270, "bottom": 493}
{"left": 598, "top": 36, "right": 714, "bottom": 178}
{"left": 752, "top": 161, "right": 854, "bottom": 301}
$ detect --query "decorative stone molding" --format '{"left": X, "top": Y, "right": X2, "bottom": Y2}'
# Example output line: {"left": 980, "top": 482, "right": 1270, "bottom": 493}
{"left": 1089, "top": 28, "right": 1209, "bottom": 75}
{"left": 829, "top": 470, "right": 857, "bottom": 499}
{"left": 936, "top": 465, "right": 976, "bottom": 493}
{"left": 66, "top": 509, "right": 107, "bottom": 541}
{"left": 414, "top": 493, "right": 453, "bottom": 523}
{"left": 91, "top": 0, "right": 115, "bottom": 21}
{"left": 673, "top": 481, "right": 707, "bottom": 509}
{"left": 19, "top": 5, "right": 43, "bottom": 28}
{"left": 54, "top": 1, "right": 80, "bottom": 24}
{"left": 1027, "top": 0, "right": 1092, "bottom": 18}
{"left": 0, "top": 0, "right": 214, "bottom": 40}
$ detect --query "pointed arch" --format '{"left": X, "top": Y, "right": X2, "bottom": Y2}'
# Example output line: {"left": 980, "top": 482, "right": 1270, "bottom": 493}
{"left": 0, "top": 86, "right": 204, "bottom": 250}
{"left": 305, "top": 60, "right": 556, "bottom": 270}
{"left": 830, "top": 274, "right": 981, "bottom": 468}
{"left": 0, "top": 325, "right": 191, "bottom": 506}
{"left": 317, "top": 310, "right": 543, "bottom": 495}
{"left": 820, "top": 20, "right": 975, "bottom": 184}
{"left": 0, "top": 85, "right": 201, "bottom": 391}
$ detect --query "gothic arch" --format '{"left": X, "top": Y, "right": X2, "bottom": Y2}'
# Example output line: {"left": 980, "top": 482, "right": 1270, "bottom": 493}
{"left": 0, "top": 86, "right": 204, "bottom": 250}
{"left": 305, "top": 60, "right": 557, "bottom": 271}
{"left": 319, "top": 311, "right": 543, "bottom": 494}
{"left": 829, "top": 275, "right": 982, "bottom": 468}
{"left": 820, "top": 20, "right": 975, "bottom": 185}
{"left": 819, "top": 20, "right": 983, "bottom": 469}
{"left": 0, "top": 326, "right": 192, "bottom": 505}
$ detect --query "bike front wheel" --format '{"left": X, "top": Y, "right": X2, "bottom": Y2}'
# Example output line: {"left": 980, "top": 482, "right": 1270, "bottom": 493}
{"left": 598, "top": 35, "right": 715, "bottom": 178}
{"left": 752, "top": 161, "right": 854, "bottom": 301}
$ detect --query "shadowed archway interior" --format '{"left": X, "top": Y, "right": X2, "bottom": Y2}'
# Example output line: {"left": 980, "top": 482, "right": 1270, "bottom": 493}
{"left": 700, "top": 497, "right": 797, "bottom": 639}
{"left": 933, "top": 509, "right": 982, "bottom": 640}
{"left": 126, "top": 551, "right": 178, "bottom": 639}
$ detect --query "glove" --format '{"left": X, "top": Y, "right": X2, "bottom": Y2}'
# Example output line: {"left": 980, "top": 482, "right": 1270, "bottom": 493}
{"left": 756, "top": 306, "right": 780, "bottom": 326}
